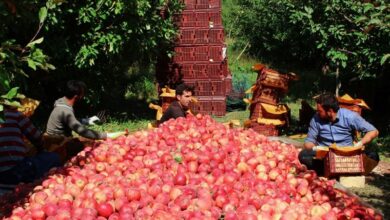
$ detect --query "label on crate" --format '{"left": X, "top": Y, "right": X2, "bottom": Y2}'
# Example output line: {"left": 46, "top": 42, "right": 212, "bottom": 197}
{"left": 333, "top": 167, "right": 362, "bottom": 173}
{"left": 333, "top": 154, "right": 361, "bottom": 163}
{"left": 331, "top": 154, "right": 363, "bottom": 173}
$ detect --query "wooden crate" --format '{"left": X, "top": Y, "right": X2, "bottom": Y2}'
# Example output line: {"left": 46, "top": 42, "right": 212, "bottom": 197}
{"left": 249, "top": 102, "right": 263, "bottom": 120}
{"left": 253, "top": 86, "right": 280, "bottom": 105}
{"left": 340, "top": 104, "right": 362, "bottom": 115}
{"left": 324, "top": 150, "right": 364, "bottom": 178}
{"left": 259, "top": 69, "right": 290, "bottom": 91}
{"left": 249, "top": 122, "right": 279, "bottom": 136}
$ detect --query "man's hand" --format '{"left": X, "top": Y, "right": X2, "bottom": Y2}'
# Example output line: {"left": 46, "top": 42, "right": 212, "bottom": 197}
{"left": 354, "top": 141, "right": 363, "bottom": 147}
{"left": 81, "top": 116, "right": 101, "bottom": 125}
{"left": 312, "top": 146, "right": 321, "bottom": 152}
{"left": 88, "top": 116, "right": 101, "bottom": 125}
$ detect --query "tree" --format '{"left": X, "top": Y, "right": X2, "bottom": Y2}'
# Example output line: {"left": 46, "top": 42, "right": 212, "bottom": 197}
{"left": 290, "top": 0, "right": 389, "bottom": 96}
{"left": 0, "top": 0, "right": 54, "bottom": 121}
{"left": 1, "top": 0, "right": 183, "bottom": 113}
{"left": 230, "top": 0, "right": 389, "bottom": 95}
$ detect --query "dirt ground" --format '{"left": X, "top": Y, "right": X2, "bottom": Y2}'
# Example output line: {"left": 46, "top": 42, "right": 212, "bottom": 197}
{"left": 349, "top": 161, "right": 390, "bottom": 218}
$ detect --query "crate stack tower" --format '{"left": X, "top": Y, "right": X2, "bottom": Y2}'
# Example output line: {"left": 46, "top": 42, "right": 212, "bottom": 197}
{"left": 244, "top": 64, "right": 295, "bottom": 136}
{"left": 156, "top": 0, "right": 232, "bottom": 116}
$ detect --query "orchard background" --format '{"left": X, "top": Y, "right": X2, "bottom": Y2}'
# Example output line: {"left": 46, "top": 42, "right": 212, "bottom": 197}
{"left": 0, "top": 0, "right": 389, "bottom": 218}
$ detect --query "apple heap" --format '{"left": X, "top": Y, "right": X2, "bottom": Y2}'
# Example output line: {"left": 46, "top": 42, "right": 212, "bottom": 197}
{"left": 1, "top": 114, "right": 383, "bottom": 219}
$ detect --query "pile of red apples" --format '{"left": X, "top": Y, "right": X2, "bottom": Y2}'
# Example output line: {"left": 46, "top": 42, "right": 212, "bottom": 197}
{"left": 1, "top": 114, "right": 382, "bottom": 220}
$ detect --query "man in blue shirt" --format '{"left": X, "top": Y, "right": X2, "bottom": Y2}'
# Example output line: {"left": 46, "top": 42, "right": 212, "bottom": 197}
{"left": 299, "top": 93, "right": 379, "bottom": 175}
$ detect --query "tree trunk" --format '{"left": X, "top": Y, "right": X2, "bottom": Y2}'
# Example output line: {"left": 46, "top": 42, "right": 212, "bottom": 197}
{"left": 335, "top": 66, "right": 341, "bottom": 97}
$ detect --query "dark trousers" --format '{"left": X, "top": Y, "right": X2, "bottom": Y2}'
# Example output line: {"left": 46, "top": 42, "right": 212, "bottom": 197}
{"left": 298, "top": 149, "right": 380, "bottom": 176}
{"left": 0, "top": 152, "right": 60, "bottom": 185}
{"left": 298, "top": 149, "right": 325, "bottom": 176}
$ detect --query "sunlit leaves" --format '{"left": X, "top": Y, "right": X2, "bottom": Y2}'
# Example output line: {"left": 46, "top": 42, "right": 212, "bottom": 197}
{"left": 69, "top": 0, "right": 182, "bottom": 68}
{"left": 232, "top": 0, "right": 389, "bottom": 82}
{"left": 39, "top": 7, "right": 48, "bottom": 23}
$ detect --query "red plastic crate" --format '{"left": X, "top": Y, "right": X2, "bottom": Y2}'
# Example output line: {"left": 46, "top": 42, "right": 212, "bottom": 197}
{"left": 194, "top": 29, "right": 209, "bottom": 44}
{"left": 175, "top": 11, "right": 197, "bottom": 27}
{"left": 221, "top": 61, "right": 229, "bottom": 77}
{"left": 324, "top": 150, "right": 364, "bottom": 177}
{"left": 253, "top": 86, "right": 280, "bottom": 105}
{"left": 196, "top": 0, "right": 209, "bottom": 9}
{"left": 211, "top": 80, "right": 225, "bottom": 96}
{"left": 209, "top": 11, "right": 222, "bottom": 27}
{"left": 194, "top": 46, "right": 209, "bottom": 61}
{"left": 177, "top": 61, "right": 227, "bottom": 79}
{"left": 184, "top": 79, "right": 211, "bottom": 96}
{"left": 178, "top": 29, "right": 195, "bottom": 44}
{"left": 212, "top": 97, "right": 226, "bottom": 116}
{"left": 209, "top": 0, "right": 221, "bottom": 8}
{"left": 173, "top": 47, "right": 195, "bottom": 62}
{"left": 208, "top": 28, "right": 224, "bottom": 44}
{"left": 200, "top": 100, "right": 213, "bottom": 112}
{"left": 180, "top": 0, "right": 196, "bottom": 9}
{"left": 249, "top": 122, "right": 279, "bottom": 136}
{"left": 224, "top": 75, "right": 232, "bottom": 94}
{"left": 208, "top": 63, "right": 223, "bottom": 78}
{"left": 191, "top": 62, "right": 223, "bottom": 79}
{"left": 193, "top": 63, "right": 208, "bottom": 79}
{"left": 190, "top": 99, "right": 212, "bottom": 114}
{"left": 179, "top": 63, "right": 194, "bottom": 79}
{"left": 249, "top": 102, "right": 263, "bottom": 120}
{"left": 197, "top": 81, "right": 212, "bottom": 96}
{"left": 259, "top": 69, "right": 290, "bottom": 91}
{"left": 196, "top": 0, "right": 221, "bottom": 9}
{"left": 184, "top": 79, "right": 198, "bottom": 90}
{"left": 209, "top": 45, "right": 224, "bottom": 62}
{"left": 196, "top": 11, "right": 209, "bottom": 27}
{"left": 190, "top": 96, "right": 226, "bottom": 116}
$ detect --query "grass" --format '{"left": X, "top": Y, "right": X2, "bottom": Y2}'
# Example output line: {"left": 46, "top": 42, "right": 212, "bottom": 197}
{"left": 90, "top": 118, "right": 152, "bottom": 133}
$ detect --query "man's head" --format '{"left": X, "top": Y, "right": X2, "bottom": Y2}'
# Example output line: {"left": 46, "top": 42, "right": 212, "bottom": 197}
{"left": 175, "top": 83, "right": 194, "bottom": 108}
{"left": 315, "top": 92, "right": 339, "bottom": 122}
{"left": 64, "top": 80, "right": 86, "bottom": 102}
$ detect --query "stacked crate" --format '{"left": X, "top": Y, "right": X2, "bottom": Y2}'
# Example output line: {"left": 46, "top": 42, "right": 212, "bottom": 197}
{"left": 156, "top": 0, "right": 231, "bottom": 116}
{"left": 245, "top": 65, "right": 295, "bottom": 136}
{"left": 337, "top": 94, "right": 370, "bottom": 116}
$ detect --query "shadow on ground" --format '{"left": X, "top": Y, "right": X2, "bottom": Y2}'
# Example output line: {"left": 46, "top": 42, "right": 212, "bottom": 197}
{"left": 349, "top": 173, "right": 390, "bottom": 218}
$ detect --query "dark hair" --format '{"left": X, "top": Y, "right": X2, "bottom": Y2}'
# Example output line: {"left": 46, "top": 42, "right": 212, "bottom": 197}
{"left": 315, "top": 92, "right": 339, "bottom": 111}
{"left": 64, "top": 80, "right": 86, "bottom": 99}
{"left": 175, "top": 83, "right": 195, "bottom": 96}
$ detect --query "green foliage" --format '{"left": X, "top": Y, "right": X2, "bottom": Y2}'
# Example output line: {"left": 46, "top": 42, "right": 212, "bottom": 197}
{"left": 42, "top": 0, "right": 182, "bottom": 69}
{"left": 1, "top": 0, "right": 183, "bottom": 111}
{"left": 0, "top": 0, "right": 55, "bottom": 93}
{"left": 0, "top": 0, "right": 56, "bottom": 122}
{"left": 38, "top": 0, "right": 182, "bottom": 107}
{"left": 290, "top": 1, "right": 389, "bottom": 79}
{"left": 124, "top": 64, "right": 158, "bottom": 102}
{"left": 366, "top": 135, "right": 390, "bottom": 162}
{"left": 230, "top": 0, "right": 390, "bottom": 90}
{"left": 0, "top": 87, "right": 25, "bottom": 122}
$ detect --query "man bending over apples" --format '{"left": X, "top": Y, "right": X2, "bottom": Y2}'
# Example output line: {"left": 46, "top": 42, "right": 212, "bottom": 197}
{"left": 45, "top": 80, "right": 125, "bottom": 161}
{"left": 299, "top": 92, "right": 379, "bottom": 175}
{"left": 159, "top": 83, "right": 195, "bottom": 125}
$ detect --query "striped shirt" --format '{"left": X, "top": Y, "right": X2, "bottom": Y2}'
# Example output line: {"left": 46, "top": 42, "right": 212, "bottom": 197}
{"left": 0, "top": 109, "right": 43, "bottom": 172}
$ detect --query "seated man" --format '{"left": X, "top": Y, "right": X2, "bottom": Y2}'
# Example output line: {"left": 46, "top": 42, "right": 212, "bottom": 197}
{"left": 159, "top": 83, "right": 194, "bottom": 124}
{"left": 45, "top": 80, "right": 121, "bottom": 160}
{"left": 299, "top": 92, "right": 379, "bottom": 175}
{"left": 0, "top": 106, "right": 60, "bottom": 184}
